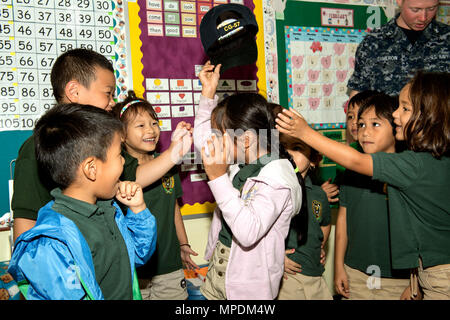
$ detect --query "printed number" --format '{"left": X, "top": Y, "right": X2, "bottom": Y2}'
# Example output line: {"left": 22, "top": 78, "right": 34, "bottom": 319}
{"left": 97, "top": 43, "right": 112, "bottom": 54}
{"left": 77, "top": 0, "right": 90, "bottom": 9}
{"left": 1, "top": 102, "right": 16, "bottom": 113}
{"left": 95, "top": 0, "right": 111, "bottom": 11}
{"left": 37, "top": 26, "right": 55, "bottom": 38}
{"left": 18, "top": 56, "right": 35, "bottom": 67}
{"left": 37, "top": 10, "right": 54, "bottom": 23}
{"left": 21, "top": 87, "right": 36, "bottom": 98}
{"left": 0, "top": 55, "right": 13, "bottom": 66}
{"left": 0, "top": 24, "right": 12, "bottom": 35}
{"left": 21, "top": 102, "right": 37, "bottom": 113}
{"left": 77, "top": 13, "right": 92, "bottom": 24}
{"left": 0, "top": 8, "right": 12, "bottom": 19}
{"left": 0, "top": 39, "right": 12, "bottom": 50}
{"left": 39, "top": 57, "right": 55, "bottom": 68}
{"left": 0, "top": 118, "right": 20, "bottom": 129}
{"left": 57, "top": 0, "right": 72, "bottom": 8}
{"left": 0, "top": 86, "right": 16, "bottom": 97}
{"left": 0, "top": 71, "right": 14, "bottom": 82}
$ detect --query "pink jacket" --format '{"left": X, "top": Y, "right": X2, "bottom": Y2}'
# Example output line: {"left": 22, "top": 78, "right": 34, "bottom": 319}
{"left": 194, "top": 95, "right": 302, "bottom": 300}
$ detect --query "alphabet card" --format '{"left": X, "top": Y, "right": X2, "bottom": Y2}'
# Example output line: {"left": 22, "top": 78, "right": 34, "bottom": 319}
{"left": 285, "top": 26, "right": 366, "bottom": 129}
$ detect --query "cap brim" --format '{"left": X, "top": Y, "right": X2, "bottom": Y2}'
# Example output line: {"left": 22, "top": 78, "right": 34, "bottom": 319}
{"left": 211, "top": 40, "right": 257, "bottom": 74}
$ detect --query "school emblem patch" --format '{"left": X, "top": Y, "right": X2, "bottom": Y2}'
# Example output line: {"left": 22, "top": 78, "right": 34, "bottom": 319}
{"left": 312, "top": 200, "right": 322, "bottom": 221}
{"left": 162, "top": 175, "right": 175, "bottom": 194}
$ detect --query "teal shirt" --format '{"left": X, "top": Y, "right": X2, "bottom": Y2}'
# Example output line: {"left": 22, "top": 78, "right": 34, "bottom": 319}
{"left": 285, "top": 175, "right": 331, "bottom": 277}
{"left": 50, "top": 188, "right": 133, "bottom": 300}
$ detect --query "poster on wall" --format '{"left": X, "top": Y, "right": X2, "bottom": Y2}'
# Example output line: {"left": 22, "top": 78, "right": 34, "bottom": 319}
{"left": 134, "top": 0, "right": 259, "bottom": 216}
{"left": 285, "top": 26, "right": 366, "bottom": 129}
{"left": 0, "top": 0, "right": 131, "bottom": 131}
{"left": 275, "top": 1, "right": 388, "bottom": 130}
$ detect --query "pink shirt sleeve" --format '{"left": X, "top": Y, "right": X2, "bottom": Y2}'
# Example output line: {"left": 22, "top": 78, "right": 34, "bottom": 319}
{"left": 207, "top": 173, "right": 291, "bottom": 248}
{"left": 193, "top": 95, "right": 219, "bottom": 153}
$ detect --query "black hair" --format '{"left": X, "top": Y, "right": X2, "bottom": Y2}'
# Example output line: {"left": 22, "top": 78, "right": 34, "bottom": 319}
{"left": 348, "top": 90, "right": 379, "bottom": 112}
{"left": 357, "top": 93, "right": 398, "bottom": 135}
{"left": 51, "top": 49, "right": 114, "bottom": 103}
{"left": 111, "top": 90, "right": 158, "bottom": 125}
{"left": 212, "top": 93, "right": 308, "bottom": 244}
{"left": 34, "top": 103, "right": 124, "bottom": 189}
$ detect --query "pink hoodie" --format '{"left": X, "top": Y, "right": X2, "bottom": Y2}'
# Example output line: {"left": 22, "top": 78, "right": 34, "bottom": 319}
{"left": 194, "top": 95, "right": 302, "bottom": 299}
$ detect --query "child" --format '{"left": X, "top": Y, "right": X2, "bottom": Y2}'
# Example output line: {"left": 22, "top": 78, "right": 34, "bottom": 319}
{"left": 345, "top": 91, "right": 378, "bottom": 146}
{"left": 194, "top": 62, "right": 302, "bottom": 300}
{"left": 8, "top": 104, "right": 157, "bottom": 300}
{"left": 276, "top": 71, "right": 450, "bottom": 300}
{"left": 272, "top": 104, "right": 332, "bottom": 300}
{"left": 333, "top": 91, "right": 378, "bottom": 189}
{"left": 112, "top": 91, "right": 198, "bottom": 300}
{"left": 12, "top": 48, "right": 191, "bottom": 241}
{"left": 334, "top": 93, "right": 410, "bottom": 300}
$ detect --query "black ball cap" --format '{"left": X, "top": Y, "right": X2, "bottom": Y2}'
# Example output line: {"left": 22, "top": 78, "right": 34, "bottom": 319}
{"left": 200, "top": 3, "right": 259, "bottom": 73}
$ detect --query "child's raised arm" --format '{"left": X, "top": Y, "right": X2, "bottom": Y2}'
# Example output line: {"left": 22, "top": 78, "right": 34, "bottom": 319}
{"left": 134, "top": 121, "right": 192, "bottom": 188}
{"left": 193, "top": 62, "right": 221, "bottom": 153}
{"left": 276, "top": 108, "right": 373, "bottom": 177}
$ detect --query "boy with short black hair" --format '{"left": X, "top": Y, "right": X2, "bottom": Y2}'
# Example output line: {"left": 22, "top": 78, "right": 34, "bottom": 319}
{"left": 12, "top": 49, "right": 117, "bottom": 240}
{"left": 8, "top": 103, "right": 156, "bottom": 300}
{"left": 12, "top": 49, "right": 192, "bottom": 241}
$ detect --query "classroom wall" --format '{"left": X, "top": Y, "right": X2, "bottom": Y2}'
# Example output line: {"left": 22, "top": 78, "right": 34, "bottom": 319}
{"left": 0, "top": 131, "right": 32, "bottom": 216}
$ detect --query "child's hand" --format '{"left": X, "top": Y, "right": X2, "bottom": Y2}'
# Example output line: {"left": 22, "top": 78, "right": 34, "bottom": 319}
{"left": 170, "top": 121, "right": 193, "bottom": 163}
{"left": 320, "top": 246, "right": 327, "bottom": 266}
{"left": 115, "top": 181, "right": 146, "bottom": 214}
{"left": 201, "top": 133, "right": 230, "bottom": 181}
{"left": 275, "top": 108, "right": 310, "bottom": 140}
{"left": 180, "top": 245, "right": 199, "bottom": 270}
{"left": 321, "top": 179, "right": 339, "bottom": 203}
{"left": 334, "top": 267, "right": 350, "bottom": 299}
{"left": 283, "top": 249, "right": 302, "bottom": 279}
{"left": 199, "top": 61, "right": 221, "bottom": 99}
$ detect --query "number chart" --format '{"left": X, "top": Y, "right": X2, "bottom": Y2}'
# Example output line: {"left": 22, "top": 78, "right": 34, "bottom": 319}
{"left": 0, "top": 0, "right": 128, "bottom": 131}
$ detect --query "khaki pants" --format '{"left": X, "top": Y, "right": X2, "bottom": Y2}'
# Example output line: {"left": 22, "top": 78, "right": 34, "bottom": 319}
{"left": 418, "top": 259, "right": 450, "bottom": 300}
{"left": 139, "top": 268, "right": 188, "bottom": 300}
{"left": 200, "top": 241, "right": 230, "bottom": 300}
{"left": 344, "top": 264, "right": 410, "bottom": 300}
{"left": 277, "top": 272, "right": 333, "bottom": 300}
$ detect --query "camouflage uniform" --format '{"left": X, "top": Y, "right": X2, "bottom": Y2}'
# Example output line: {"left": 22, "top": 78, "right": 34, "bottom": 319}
{"left": 347, "top": 14, "right": 450, "bottom": 96}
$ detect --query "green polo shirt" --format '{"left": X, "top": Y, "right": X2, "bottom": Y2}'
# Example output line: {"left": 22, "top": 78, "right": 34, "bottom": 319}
{"left": 371, "top": 151, "right": 450, "bottom": 269}
{"left": 121, "top": 150, "right": 183, "bottom": 277}
{"left": 50, "top": 188, "right": 133, "bottom": 300}
{"left": 12, "top": 135, "right": 55, "bottom": 221}
{"left": 285, "top": 175, "right": 331, "bottom": 277}
{"left": 340, "top": 170, "right": 408, "bottom": 278}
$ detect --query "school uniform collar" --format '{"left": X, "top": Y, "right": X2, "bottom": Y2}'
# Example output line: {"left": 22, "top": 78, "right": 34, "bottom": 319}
{"left": 50, "top": 188, "right": 114, "bottom": 218}
{"left": 304, "top": 174, "right": 313, "bottom": 190}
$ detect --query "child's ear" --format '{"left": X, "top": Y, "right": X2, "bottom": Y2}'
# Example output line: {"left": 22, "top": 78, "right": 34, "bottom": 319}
{"left": 64, "top": 80, "right": 81, "bottom": 103}
{"left": 82, "top": 157, "right": 97, "bottom": 181}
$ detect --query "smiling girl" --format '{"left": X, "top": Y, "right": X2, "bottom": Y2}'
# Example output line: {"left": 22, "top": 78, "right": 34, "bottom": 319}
{"left": 276, "top": 71, "right": 450, "bottom": 300}
{"left": 112, "top": 92, "right": 199, "bottom": 300}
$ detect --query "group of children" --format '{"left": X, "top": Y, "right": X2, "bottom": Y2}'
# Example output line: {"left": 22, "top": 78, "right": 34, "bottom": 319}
{"left": 6, "top": 48, "right": 450, "bottom": 300}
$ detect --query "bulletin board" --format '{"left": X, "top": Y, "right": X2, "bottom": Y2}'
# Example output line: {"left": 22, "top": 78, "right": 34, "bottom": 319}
{"left": 127, "top": 0, "right": 264, "bottom": 217}
{"left": 269, "top": 0, "right": 389, "bottom": 180}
